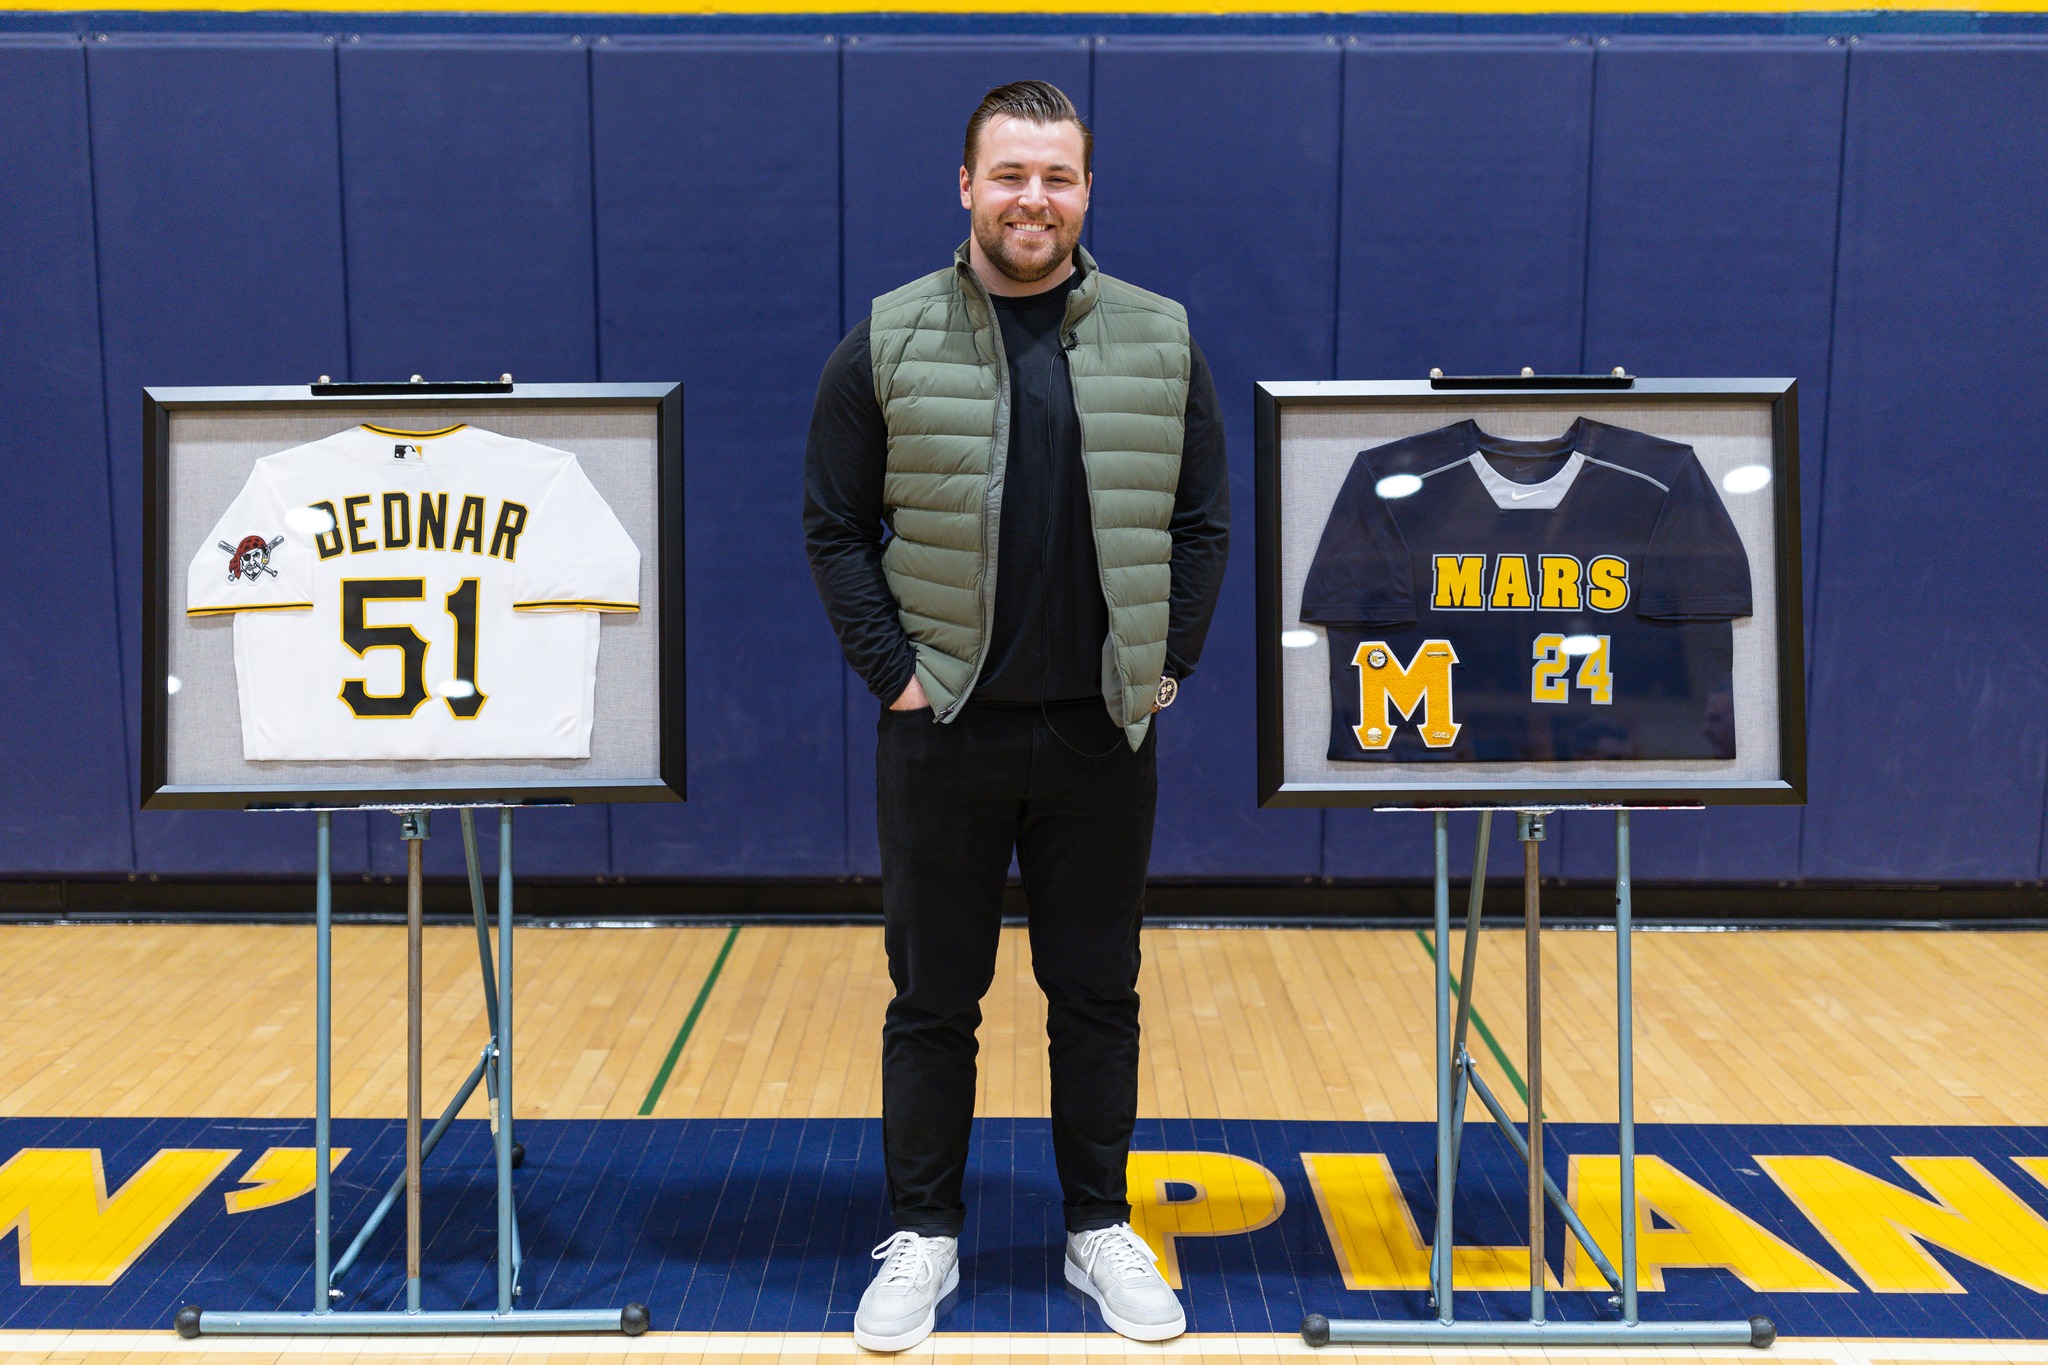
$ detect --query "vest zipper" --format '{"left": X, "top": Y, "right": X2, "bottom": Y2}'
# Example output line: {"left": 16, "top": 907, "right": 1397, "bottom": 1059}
{"left": 938, "top": 262, "right": 1012, "bottom": 724}
{"left": 1061, "top": 287, "right": 1134, "bottom": 732}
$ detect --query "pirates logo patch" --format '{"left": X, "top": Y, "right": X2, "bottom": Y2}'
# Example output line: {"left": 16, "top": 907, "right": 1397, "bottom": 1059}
{"left": 219, "top": 533, "right": 285, "bottom": 582}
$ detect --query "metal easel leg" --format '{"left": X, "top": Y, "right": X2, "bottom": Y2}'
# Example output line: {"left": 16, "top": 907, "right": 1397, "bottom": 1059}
{"left": 1617, "top": 810, "right": 1639, "bottom": 1324}
{"left": 402, "top": 811, "right": 427, "bottom": 1314}
{"left": 184, "top": 806, "right": 644, "bottom": 1339}
{"left": 327, "top": 1055, "right": 496, "bottom": 1289}
{"left": 327, "top": 813, "right": 510, "bottom": 1291}
{"left": 1300, "top": 807, "right": 1776, "bottom": 1351}
{"left": 497, "top": 807, "right": 519, "bottom": 1311}
{"left": 1518, "top": 811, "right": 1545, "bottom": 1324}
{"left": 462, "top": 810, "right": 523, "bottom": 1174}
{"left": 1428, "top": 810, "right": 1491, "bottom": 1309}
{"left": 1453, "top": 1056, "right": 1624, "bottom": 1294}
{"left": 1451, "top": 812, "right": 1491, "bottom": 1096}
{"left": 1429, "top": 812, "right": 1453, "bottom": 1321}
{"left": 314, "top": 812, "right": 333, "bottom": 1312}
{"left": 462, "top": 811, "right": 496, "bottom": 1036}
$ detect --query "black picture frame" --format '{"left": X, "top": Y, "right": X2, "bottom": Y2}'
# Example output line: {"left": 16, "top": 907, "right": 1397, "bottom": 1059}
{"left": 141, "top": 383, "right": 685, "bottom": 810}
{"left": 1254, "top": 378, "right": 1805, "bottom": 810}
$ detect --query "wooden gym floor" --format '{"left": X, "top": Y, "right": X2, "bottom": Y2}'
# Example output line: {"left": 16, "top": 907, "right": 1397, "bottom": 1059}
{"left": 4, "top": 921, "right": 2048, "bottom": 1365}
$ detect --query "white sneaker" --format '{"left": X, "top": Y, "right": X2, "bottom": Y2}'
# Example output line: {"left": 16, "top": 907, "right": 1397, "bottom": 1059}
{"left": 853, "top": 1231, "right": 959, "bottom": 1352}
{"left": 1065, "top": 1224, "right": 1186, "bottom": 1341}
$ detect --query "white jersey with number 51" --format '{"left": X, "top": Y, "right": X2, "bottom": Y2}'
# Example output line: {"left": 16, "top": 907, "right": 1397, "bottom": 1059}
{"left": 186, "top": 423, "right": 640, "bottom": 761}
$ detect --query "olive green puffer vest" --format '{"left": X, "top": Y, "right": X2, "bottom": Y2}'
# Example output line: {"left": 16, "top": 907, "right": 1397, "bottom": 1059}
{"left": 870, "top": 243, "right": 1190, "bottom": 749}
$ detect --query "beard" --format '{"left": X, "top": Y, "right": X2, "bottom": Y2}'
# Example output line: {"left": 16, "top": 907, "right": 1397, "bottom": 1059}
{"left": 971, "top": 204, "right": 1082, "bottom": 286}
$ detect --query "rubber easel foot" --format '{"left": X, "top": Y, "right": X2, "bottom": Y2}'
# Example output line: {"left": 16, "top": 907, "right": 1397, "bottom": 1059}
{"left": 511, "top": 1142, "right": 526, "bottom": 1169}
{"left": 1300, "top": 1315, "right": 1330, "bottom": 1347}
{"left": 1750, "top": 1315, "right": 1777, "bottom": 1348}
{"left": 175, "top": 1306, "right": 202, "bottom": 1339}
{"left": 622, "top": 1303, "right": 651, "bottom": 1336}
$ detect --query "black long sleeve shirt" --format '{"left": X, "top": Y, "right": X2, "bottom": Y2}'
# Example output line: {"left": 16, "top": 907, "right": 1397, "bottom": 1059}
{"left": 803, "top": 274, "right": 1231, "bottom": 708}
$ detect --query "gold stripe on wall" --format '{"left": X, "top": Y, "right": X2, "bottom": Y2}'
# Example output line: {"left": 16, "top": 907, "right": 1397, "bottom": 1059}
{"left": 6, "top": 0, "right": 2037, "bottom": 11}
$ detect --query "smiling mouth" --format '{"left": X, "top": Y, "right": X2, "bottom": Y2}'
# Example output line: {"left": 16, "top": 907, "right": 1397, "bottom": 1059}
{"left": 1007, "top": 222, "right": 1056, "bottom": 236}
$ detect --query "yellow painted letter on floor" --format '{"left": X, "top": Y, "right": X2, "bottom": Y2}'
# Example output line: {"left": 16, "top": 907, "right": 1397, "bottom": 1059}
{"left": 2011, "top": 1156, "right": 2048, "bottom": 1200}
{"left": 1126, "top": 1152, "right": 1283, "bottom": 1289}
{"left": 1763, "top": 1154, "right": 2048, "bottom": 1293}
{"left": 0, "top": 1147, "right": 238, "bottom": 1285}
{"left": 1302, "top": 1152, "right": 1533, "bottom": 1290}
{"left": 224, "top": 1147, "right": 351, "bottom": 1215}
{"left": 1566, "top": 1155, "right": 1852, "bottom": 1293}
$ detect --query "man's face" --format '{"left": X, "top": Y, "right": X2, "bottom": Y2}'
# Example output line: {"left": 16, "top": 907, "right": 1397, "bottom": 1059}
{"left": 959, "top": 114, "right": 1090, "bottom": 290}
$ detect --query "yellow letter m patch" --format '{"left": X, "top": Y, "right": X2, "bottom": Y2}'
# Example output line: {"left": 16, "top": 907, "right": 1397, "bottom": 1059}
{"left": 1351, "top": 639, "right": 1461, "bottom": 750}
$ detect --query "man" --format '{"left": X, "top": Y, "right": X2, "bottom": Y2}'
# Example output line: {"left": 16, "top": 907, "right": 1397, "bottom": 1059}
{"left": 803, "top": 79, "right": 1229, "bottom": 1351}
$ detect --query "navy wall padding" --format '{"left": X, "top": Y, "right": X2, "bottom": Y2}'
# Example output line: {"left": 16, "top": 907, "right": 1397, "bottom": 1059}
{"left": 1565, "top": 38, "right": 1848, "bottom": 884}
{"left": 1335, "top": 38, "right": 1596, "bottom": 382}
{"left": 339, "top": 37, "right": 609, "bottom": 878}
{"left": 338, "top": 37, "right": 600, "bottom": 387}
{"left": 593, "top": 38, "right": 847, "bottom": 875}
{"left": 3, "top": 30, "right": 2044, "bottom": 887}
{"left": 1325, "top": 38, "right": 1593, "bottom": 881}
{"left": 1580, "top": 38, "right": 1844, "bottom": 601}
{"left": 838, "top": 37, "right": 1092, "bottom": 876}
{"left": 3, "top": 12, "right": 2043, "bottom": 38}
{"left": 0, "top": 40, "right": 133, "bottom": 874}
{"left": 86, "top": 36, "right": 367, "bottom": 876}
{"left": 1091, "top": 38, "right": 1338, "bottom": 876}
{"left": 1803, "top": 38, "right": 2048, "bottom": 881}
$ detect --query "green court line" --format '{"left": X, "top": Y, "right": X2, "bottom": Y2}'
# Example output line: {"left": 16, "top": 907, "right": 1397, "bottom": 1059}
{"left": 639, "top": 925, "right": 741, "bottom": 1116}
{"left": 1413, "top": 928, "right": 1531, "bottom": 1108}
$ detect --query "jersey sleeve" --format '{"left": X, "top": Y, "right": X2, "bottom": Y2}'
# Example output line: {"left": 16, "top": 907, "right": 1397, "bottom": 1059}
{"left": 186, "top": 464, "right": 315, "bottom": 616}
{"left": 511, "top": 456, "right": 641, "bottom": 613}
{"left": 1635, "top": 452, "right": 1754, "bottom": 621}
{"left": 1299, "top": 452, "right": 1416, "bottom": 627}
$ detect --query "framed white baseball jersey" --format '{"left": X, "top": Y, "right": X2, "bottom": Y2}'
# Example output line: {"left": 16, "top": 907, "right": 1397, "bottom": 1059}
{"left": 186, "top": 422, "right": 639, "bottom": 761}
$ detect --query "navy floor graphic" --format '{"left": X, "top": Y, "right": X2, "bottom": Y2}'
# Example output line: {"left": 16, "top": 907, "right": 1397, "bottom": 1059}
{"left": 4, "top": 1117, "right": 2048, "bottom": 1338}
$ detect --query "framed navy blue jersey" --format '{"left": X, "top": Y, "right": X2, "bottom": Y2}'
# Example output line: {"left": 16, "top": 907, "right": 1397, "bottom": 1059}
{"left": 1256, "top": 381, "right": 1804, "bottom": 809}
{"left": 1301, "top": 418, "right": 1749, "bottom": 764}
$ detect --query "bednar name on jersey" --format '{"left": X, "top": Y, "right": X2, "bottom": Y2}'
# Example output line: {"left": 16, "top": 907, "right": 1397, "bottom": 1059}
{"left": 305, "top": 489, "right": 534, "bottom": 562}
{"left": 186, "top": 423, "right": 640, "bottom": 762}
{"left": 1300, "top": 418, "right": 1752, "bottom": 763}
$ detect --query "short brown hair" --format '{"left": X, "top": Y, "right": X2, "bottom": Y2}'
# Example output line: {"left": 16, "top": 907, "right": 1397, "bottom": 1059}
{"left": 962, "top": 80, "right": 1092, "bottom": 176}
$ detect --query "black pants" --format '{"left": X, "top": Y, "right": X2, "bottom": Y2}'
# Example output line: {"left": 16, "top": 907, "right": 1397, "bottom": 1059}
{"left": 876, "top": 699, "right": 1157, "bottom": 1237}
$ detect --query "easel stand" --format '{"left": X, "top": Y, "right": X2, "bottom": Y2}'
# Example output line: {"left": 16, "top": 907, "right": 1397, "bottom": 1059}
{"left": 1302, "top": 809, "right": 1774, "bottom": 1348}
{"left": 181, "top": 808, "right": 648, "bottom": 1338}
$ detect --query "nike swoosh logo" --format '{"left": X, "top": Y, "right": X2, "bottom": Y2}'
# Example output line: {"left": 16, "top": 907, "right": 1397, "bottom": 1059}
{"left": 1510, "top": 489, "right": 1542, "bottom": 500}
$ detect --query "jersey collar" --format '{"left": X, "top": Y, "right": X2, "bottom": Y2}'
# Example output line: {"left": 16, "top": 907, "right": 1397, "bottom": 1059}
{"left": 1467, "top": 449, "right": 1586, "bottom": 510}
{"left": 1460, "top": 416, "right": 1593, "bottom": 511}
{"left": 345, "top": 423, "right": 480, "bottom": 468}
